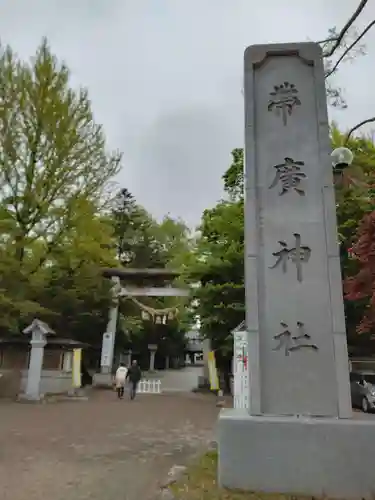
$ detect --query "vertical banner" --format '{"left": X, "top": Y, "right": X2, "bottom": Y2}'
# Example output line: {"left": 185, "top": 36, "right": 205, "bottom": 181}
{"left": 72, "top": 348, "right": 82, "bottom": 388}
{"left": 233, "top": 331, "right": 249, "bottom": 409}
{"left": 208, "top": 351, "right": 219, "bottom": 391}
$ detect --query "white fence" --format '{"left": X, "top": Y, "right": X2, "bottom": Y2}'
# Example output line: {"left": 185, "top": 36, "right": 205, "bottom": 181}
{"left": 233, "top": 330, "right": 249, "bottom": 409}
{"left": 138, "top": 379, "right": 162, "bottom": 394}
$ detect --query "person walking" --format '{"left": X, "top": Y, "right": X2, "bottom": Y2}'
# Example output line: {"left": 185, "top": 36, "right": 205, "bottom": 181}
{"left": 114, "top": 362, "right": 128, "bottom": 399}
{"left": 126, "top": 360, "right": 142, "bottom": 400}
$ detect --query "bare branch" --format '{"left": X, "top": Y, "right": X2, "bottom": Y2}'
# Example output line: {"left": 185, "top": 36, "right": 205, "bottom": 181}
{"left": 326, "top": 20, "right": 375, "bottom": 78}
{"left": 324, "top": 0, "right": 369, "bottom": 58}
{"left": 317, "top": 37, "right": 339, "bottom": 45}
{"left": 325, "top": 84, "right": 347, "bottom": 109}
{"left": 345, "top": 118, "right": 375, "bottom": 144}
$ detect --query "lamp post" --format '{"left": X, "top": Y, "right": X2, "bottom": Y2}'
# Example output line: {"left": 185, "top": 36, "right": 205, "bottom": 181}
{"left": 331, "top": 146, "right": 354, "bottom": 183}
{"left": 331, "top": 146, "right": 355, "bottom": 271}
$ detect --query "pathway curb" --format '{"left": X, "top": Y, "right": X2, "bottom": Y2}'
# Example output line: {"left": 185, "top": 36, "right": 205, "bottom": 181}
{"left": 155, "top": 442, "right": 217, "bottom": 499}
{"left": 156, "top": 465, "right": 187, "bottom": 500}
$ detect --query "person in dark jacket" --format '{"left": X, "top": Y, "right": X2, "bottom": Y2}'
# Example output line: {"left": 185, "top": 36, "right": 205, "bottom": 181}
{"left": 126, "top": 360, "right": 142, "bottom": 400}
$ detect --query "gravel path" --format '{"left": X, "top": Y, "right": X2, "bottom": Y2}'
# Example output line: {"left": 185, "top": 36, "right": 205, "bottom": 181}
{"left": 0, "top": 391, "right": 219, "bottom": 500}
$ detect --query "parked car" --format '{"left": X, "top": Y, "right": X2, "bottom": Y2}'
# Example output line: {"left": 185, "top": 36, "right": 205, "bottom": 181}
{"left": 350, "top": 371, "right": 375, "bottom": 412}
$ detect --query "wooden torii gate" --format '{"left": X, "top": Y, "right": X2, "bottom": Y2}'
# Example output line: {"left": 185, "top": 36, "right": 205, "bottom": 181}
{"left": 94, "top": 268, "right": 190, "bottom": 386}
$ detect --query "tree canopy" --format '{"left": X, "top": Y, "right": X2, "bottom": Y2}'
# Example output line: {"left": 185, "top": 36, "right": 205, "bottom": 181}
{"left": 0, "top": 39, "right": 121, "bottom": 336}
{"left": 0, "top": 39, "right": 193, "bottom": 364}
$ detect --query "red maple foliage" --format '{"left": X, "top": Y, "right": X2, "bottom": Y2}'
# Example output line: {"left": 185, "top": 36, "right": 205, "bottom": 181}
{"left": 345, "top": 211, "right": 375, "bottom": 333}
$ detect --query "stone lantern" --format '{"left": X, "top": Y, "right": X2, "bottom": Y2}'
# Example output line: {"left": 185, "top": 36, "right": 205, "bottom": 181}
{"left": 21, "top": 319, "right": 55, "bottom": 400}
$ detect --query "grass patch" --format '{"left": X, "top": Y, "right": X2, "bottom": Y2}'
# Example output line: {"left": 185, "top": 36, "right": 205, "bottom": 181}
{"left": 169, "top": 451, "right": 317, "bottom": 500}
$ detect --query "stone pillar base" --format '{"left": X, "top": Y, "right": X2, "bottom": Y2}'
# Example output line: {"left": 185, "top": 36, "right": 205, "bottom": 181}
{"left": 92, "top": 373, "right": 113, "bottom": 388}
{"left": 17, "top": 393, "right": 45, "bottom": 403}
{"left": 197, "top": 375, "right": 210, "bottom": 389}
{"left": 218, "top": 409, "right": 375, "bottom": 498}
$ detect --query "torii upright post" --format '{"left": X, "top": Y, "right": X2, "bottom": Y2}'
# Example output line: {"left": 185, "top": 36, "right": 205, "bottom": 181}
{"left": 100, "top": 276, "right": 121, "bottom": 376}
{"left": 218, "top": 42, "right": 375, "bottom": 498}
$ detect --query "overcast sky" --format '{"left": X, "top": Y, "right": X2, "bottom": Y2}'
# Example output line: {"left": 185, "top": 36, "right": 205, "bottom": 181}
{"left": 1, "top": 1, "right": 374, "bottom": 227}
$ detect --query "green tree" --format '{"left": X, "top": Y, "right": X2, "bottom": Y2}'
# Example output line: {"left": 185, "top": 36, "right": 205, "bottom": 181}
{"left": 155, "top": 216, "right": 193, "bottom": 267}
{"left": 151, "top": 215, "right": 195, "bottom": 360}
{"left": 0, "top": 38, "right": 121, "bottom": 335}
{"left": 0, "top": 199, "right": 117, "bottom": 341}
{"left": 111, "top": 188, "right": 168, "bottom": 268}
{"left": 222, "top": 149, "right": 244, "bottom": 201}
{"left": 189, "top": 191, "right": 245, "bottom": 389}
{"left": 192, "top": 201, "right": 245, "bottom": 349}
{"left": 32, "top": 201, "right": 116, "bottom": 342}
{"left": 0, "top": 249, "right": 48, "bottom": 333}
{"left": 33, "top": 261, "right": 112, "bottom": 346}
{"left": 110, "top": 190, "right": 194, "bottom": 365}
{"left": 0, "top": 38, "right": 121, "bottom": 269}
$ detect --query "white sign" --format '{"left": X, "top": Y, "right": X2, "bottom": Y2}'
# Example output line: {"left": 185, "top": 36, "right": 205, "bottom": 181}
{"left": 233, "top": 330, "right": 249, "bottom": 409}
{"left": 100, "top": 332, "right": 114, "bottom": 367}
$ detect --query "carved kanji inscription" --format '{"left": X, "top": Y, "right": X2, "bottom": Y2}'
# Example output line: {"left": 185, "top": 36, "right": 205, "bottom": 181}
{"left": 269, "top": 233, "right": 311, "bottom": 282}
{"left": 273, "top": 321, "right": 318, "bottom": 356}
{"left": 268, "top": 82, "right": 301, "bottom": 125}
{"left": 269, "top": 157, "right": 307, "bottom": 196}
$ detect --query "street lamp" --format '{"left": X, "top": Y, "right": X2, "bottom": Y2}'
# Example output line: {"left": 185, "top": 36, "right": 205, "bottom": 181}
{"left": 331, "top": 147, "right": 354, "bottom": 183}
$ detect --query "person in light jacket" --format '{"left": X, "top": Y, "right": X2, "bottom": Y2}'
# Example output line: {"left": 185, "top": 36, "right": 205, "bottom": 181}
{"left": 115, "top": 362, "right": 128, "bottom": 399}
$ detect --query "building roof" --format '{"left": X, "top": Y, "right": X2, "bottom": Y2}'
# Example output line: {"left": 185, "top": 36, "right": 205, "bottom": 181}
{"left": 231, "top": 321, "right": 247, "bottom": 334}
{"left": 0, "top": 337, "right": 89, "bottom": 349}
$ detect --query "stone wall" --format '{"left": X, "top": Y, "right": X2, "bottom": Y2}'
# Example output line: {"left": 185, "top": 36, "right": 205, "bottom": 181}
{"left": 0, "top": 369, "right": 73, "bottom": 396}
{"left": 0, "top": 348, "right": 72, "bottom": 397}
{"left": 0, "top": 348, "right": 63, "bottom": 370}
{"left": 20, "top": 370, "right": 72, "bottom": 395}
{"left": 0, "top": 349, "right": 28, "bottom": 370}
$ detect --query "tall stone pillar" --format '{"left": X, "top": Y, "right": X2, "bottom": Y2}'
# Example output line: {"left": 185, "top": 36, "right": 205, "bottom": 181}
{"left": 218, "top": 42, "right": 375, "bottom": 498}
{"left": 25, "top": 338, "right": 46, "bottom": 400}
{"left": 148, "top": 344, "right": 157, "bottom": 372}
